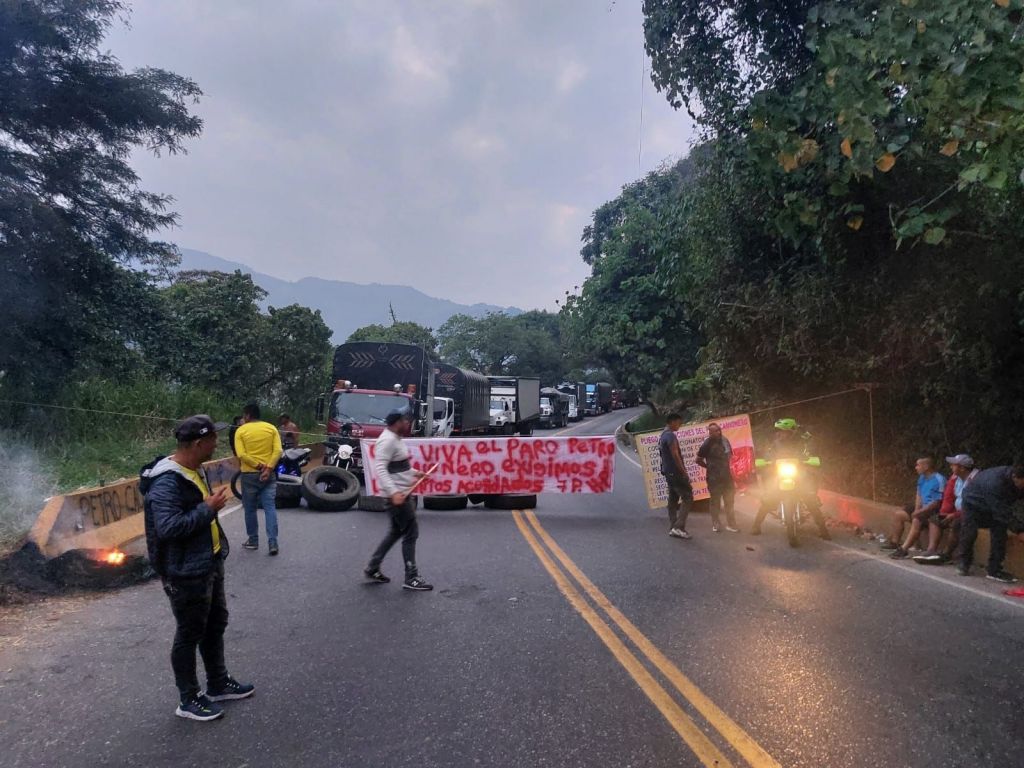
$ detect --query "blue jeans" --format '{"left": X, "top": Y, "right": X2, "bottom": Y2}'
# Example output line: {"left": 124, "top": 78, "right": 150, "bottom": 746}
{"left": 241, "top": 473, "right": 278, "bottom": 543}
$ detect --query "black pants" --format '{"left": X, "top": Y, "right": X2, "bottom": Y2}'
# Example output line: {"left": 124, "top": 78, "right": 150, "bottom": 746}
{"left": 708, "top": 481, "right": 736, "bottom": 528}
{"left": 664, "top": 474, "right": 693, "bottom": 531}
{"left": 957, "top": 503, "right": 1008, "bottom": 575}
{"left": 368, "top": 499, "right": 419, "bottom": 578}
{"left": 163, "top": 558, "right": 229, "bottom": 700}
{"left": 754, "top": 492, "right": 829, "bottom": 536}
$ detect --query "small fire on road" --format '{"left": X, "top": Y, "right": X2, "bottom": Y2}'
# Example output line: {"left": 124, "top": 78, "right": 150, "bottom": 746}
{"left": 103, "top": 550, "right": 126, "bottom": 566}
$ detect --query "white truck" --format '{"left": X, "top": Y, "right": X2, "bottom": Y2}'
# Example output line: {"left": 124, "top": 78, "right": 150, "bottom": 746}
{"left": 489, "top": 396, "right": 516, "bottom": 435}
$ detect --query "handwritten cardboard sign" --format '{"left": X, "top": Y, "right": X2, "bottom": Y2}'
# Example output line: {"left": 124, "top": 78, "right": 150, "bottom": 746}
{"left": 360, "top": 436, "right": 616, "bottom": 495}
{"left": 635, "top": 413, "right": 756, "bottom": 508}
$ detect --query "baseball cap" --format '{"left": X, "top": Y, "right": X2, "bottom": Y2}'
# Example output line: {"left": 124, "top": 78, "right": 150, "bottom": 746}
{"left": 174, "top": 414, "right": 229, "bottom": 442}
{"left": 385, "top": 409, "right": 412, "bottom": 426}
{"left": 945, "top": 453, "right": 975, "bottom": 468}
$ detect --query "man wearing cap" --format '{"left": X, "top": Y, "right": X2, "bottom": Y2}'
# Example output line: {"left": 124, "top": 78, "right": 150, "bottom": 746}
{"left": 235, "top": 402, "right": 283, "bottom": 556}
{"left": 914, "top": 455, "right": 978, "bottom": 565}
{"left": 141, "top": 415, "right": 254, "bottom": 722}
{"left": 364, "top": 409, "right": 433, "bottom": 591}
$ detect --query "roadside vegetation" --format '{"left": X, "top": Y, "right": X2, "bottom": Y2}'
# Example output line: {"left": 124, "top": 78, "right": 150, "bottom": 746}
{"left": 563, "top": 0, "right": 1024, "bottom": 497}
{"left": 0, "top": 3, "right": 331, "bottom": 544}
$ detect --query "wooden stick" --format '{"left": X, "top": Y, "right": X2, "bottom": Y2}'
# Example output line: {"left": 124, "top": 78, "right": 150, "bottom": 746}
{"left": 404, "top": 463, "right": 440, "bottom": 497}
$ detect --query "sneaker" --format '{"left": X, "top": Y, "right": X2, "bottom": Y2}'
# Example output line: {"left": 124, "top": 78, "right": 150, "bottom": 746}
{"left": 403, "top": 576, "right": 434, "bottom": 591}
{"left": 206, "top": 676, "right": 255, "bottom": 701}
{"left": 242, "top": 538, "right": 258, "bottom": 551}
{"left": 678, "top": 530, "right": 692, "bottom": 540}
{"left": 712, "top": 525, "right": 721, "bottom": 533}
{"left": 725, "top": 526, "right": 740, "bottom": 533}
{"left": 175, "top": 694, "right": 223, "bottom": 722}
{"left": 879, "top": 540, "right": 898, "bottom": 551}
{"left": 364, "top": 568, "right": 390, "bottom": 583}
{"left": 889, "top": 547, "right": 908, "bottom": 559}
{"left": 668, "top": 528, "right": 685, "bottom": 538}
{"left": 957, "top": 564, "right": 971, "bottom": 577}
{"left": 268, "top": 540, "right": 279, "bottom": 556}
{"left": 913, "top": 552, "right": 943, "bottom": 564}
{"left": 986, "top": 570, "right": 1018, "bottom": 584}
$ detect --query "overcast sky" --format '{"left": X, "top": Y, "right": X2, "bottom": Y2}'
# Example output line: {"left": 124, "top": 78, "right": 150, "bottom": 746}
{"left": 106, "top": 1, "right": 696, "bottom": 310}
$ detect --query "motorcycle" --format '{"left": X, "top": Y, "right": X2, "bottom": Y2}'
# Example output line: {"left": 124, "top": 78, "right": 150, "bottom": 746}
{"left": 324, "top": 441, "right": 356, "bottom": 471}
{"left": 755, "top": 455, "right": 821, "bottom": 547}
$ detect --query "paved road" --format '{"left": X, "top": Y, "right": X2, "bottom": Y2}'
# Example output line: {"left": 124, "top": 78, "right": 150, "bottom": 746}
{"left": 2, "top": 407, "right": 1023, "bottom": 768}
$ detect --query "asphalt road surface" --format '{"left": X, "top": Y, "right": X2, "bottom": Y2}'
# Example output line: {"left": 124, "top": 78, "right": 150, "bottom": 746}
{"left": 2, "top": 407, "right": 1024, "bottom": 768}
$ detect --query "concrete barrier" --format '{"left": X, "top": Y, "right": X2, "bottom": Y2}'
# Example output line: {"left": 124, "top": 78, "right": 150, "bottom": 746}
{"left": 818, "top": 488, "right": 1024, "bottom": 574}
{"left": 28, "top": 443, "right": 324, "bottom": 558}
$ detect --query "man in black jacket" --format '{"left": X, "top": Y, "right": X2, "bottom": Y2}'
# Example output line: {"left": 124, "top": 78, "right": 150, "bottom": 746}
{"left": 956, "top": 464, "right": 1024, "bottom": 583}
{"left": 141, "top": 414, "right": 254, "bottom": 722}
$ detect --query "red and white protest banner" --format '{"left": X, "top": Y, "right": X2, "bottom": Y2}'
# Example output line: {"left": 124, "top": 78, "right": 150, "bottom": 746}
{"left": 360, "top": 436, "right": 616, "bottom": 496}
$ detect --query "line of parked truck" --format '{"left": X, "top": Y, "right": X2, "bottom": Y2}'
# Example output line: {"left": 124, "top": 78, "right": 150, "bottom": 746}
{"left": 305, "top": 341, "right": 623, "bottom": 511}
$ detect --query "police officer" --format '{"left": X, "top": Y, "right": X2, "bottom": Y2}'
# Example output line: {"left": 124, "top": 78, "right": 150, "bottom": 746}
{"left": 751, "top": 418, "right": 831, "bottom": 540}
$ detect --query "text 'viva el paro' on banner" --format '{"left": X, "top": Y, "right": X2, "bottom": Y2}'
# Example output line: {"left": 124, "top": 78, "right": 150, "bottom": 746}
{"left": 361, "top": 436, "right": 616, "bottom": 496}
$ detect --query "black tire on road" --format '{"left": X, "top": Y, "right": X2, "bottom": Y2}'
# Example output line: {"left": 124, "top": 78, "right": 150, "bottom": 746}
{"left": 467, "top": 494, "right": 490, "bottom": 505}
{"left": 485, "top": 494, "right": 538, "bottom": 510}
{"left": 423, "top": 494, "right": 469, "bottom": 511}
{"left": 519, "top": 422, "right": 534, "bottom": 436}
{"left": 230, "top": 471, "right": 303, "bottom": 508}
{"left": 358, "top": 494, "right": 419, "bottom": 512}
{"left": 301, "top": 466, "right": 360, "bottom": 512}
{"left": 276, "top": 475, "right": 303, "bottom": 508}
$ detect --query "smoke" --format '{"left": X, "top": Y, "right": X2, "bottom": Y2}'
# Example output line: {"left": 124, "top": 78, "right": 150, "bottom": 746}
{"left": 0, "top": 432, "right": 55, "bottom": 552}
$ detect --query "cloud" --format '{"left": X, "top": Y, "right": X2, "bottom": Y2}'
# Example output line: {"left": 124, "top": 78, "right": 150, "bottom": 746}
{"left": 555, "top": 59, "right": 588, "bottom": 94}
{"left": 106, "top": 0, "right": 695, "bottom": 309}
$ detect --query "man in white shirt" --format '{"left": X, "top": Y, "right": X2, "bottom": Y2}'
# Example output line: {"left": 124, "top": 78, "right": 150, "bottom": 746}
{"left": 364, "top": 409, "right": 433, "bottom": 591}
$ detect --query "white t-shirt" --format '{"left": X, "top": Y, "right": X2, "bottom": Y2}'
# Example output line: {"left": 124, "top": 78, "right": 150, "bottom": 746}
{"left": 374, "top": 428, "right": 416, "bottom": 496}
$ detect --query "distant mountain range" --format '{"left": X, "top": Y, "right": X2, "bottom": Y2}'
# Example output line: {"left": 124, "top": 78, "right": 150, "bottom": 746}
{"left": 176, "top": 248, "right": 521, "bottom": 342}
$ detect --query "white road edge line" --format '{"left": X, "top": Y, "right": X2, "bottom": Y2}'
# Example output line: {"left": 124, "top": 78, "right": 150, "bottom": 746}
{"left": 613, "top": 423, "right": 1024, "bottom": 611}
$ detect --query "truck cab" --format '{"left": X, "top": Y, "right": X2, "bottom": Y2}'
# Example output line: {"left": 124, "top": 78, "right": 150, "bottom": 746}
{"left": 325, "top": 381, "right": 418, "bottom": 472}
{"left": 565, "top": 394, "right": 578, "bottom": 421}
{"left": 432, "top": 396, "right": 455, "bottom": 438}
{"left": 489, "top": 397, "right": 515, "bottom": 435}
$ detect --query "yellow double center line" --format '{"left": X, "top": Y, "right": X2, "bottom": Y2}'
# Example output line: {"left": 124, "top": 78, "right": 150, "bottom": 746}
{"left": 513, "top": 509, "right": 782, "bottom": 768}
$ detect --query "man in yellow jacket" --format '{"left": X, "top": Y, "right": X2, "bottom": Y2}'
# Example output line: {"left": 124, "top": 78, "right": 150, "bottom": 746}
{"left": 235, "top": 402, "right": 283, "bottom": 555}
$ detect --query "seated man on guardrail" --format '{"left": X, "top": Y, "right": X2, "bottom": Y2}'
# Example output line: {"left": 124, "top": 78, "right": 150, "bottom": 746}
{"left": 141, "top": 414, "right": 255, "bottom": 722}
{"left": 882, "top": 457, "right": 943, "bottom": 558}
{"left": 913, "top": 455, "right": 977, "bottom": 565}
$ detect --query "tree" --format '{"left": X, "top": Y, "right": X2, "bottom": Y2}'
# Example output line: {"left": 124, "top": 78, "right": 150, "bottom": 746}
{"left": 643, "top": 0, "right": 816, "bottom": 133}
{"left": 645, "top": 0, "right": 1024, "bottom": 247}
{"left": 260, "top": 304, "right": 333, "bottom": 407}
{"left": 347, "top": 321, "right": 438, "bottom": 353}
{"left": 437, "top": 312, "right": 569, "bottom": 383}
{"left": 149, "top": 271, "right": 266, "bottom": 395}
{"left": 562, "top": 158, "right": 704, "bottom": 408}
{"left": 0, "top": 0, "right": 203, "bottom": 395}
{"left": 146, "top": 270, "right": 333, "bottom": 406}
{"left": 438, "top": 313, "right": 523, "bottom": 374}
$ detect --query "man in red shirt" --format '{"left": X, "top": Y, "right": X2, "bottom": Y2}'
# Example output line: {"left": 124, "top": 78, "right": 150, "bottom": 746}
{"left": 914, "top": 454, "right": 978, "bottom": 565}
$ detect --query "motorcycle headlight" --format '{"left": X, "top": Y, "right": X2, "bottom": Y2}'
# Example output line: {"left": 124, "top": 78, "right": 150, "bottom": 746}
{"left": 777, "top": 461, "right": 799, "bottom": 479}
{"left": 338, "top": 445, "right": 353, "bottom": 459}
